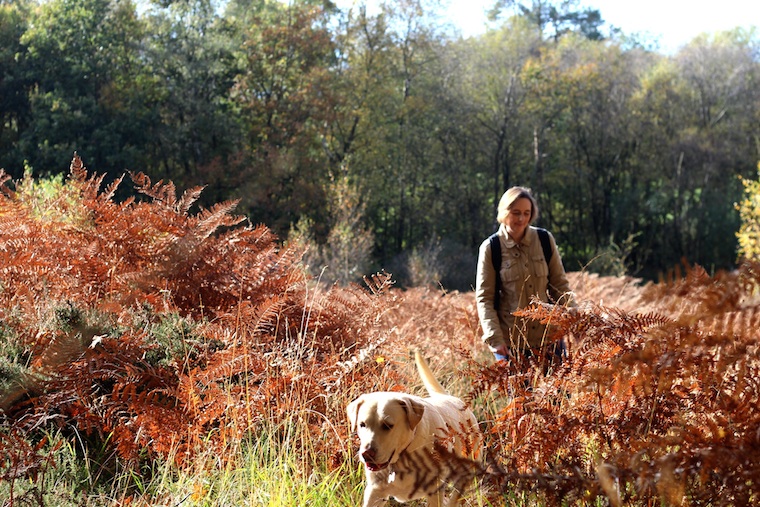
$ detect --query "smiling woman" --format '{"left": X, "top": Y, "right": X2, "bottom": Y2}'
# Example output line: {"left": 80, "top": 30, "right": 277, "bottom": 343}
{"left": 475, "top": 186, "right": 575, "bottom": 362}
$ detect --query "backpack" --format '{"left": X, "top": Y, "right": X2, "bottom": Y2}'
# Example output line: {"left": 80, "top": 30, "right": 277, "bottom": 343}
{"left": 489, "top": 228, "right": 552, "bottom": 310}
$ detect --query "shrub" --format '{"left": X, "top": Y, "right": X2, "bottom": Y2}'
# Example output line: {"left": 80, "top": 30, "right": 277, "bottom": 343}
{"left": 737, "top": 163, "right": 760, "bottom": 261}
{"left": 0, "top": 154, "right": 396, "bottom": 482}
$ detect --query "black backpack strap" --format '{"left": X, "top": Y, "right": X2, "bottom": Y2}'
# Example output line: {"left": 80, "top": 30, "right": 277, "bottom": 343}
{"left": 536, "top": 227, "right": 553, "bottom": 265}
{"left": 488, "top": 233, "right": 501, "bottom": 310}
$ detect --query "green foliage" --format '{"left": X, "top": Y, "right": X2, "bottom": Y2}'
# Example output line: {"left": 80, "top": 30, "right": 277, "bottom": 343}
{"left": 585, "top": 232, "right": 640, "bottom": 277}
{"left": 1, "top": 0, "right": 758, "bottom": 286}
{"left": 229, "top": 1, "right": 338, "bottom": 230}
{"left": 141, "top": 0, "right": 243, "bottom": 188}
{"left": 488, "top": 0, "right": 605, "bottom": 41}
{"left": 0, "top": 419, "right": 366, "bottom": 506}
{"left": 15, "top": 166, "right": 91, "bottom": 226}
{"left": 0, "top": 323, "right": 29, "bottom": 410}
{"left": 737, "top": 163, "right": 760, "bottom": 261}
{"left": 141, "top": 313, "right": 209, "bottom": 368}
{"left": 17, "top": 0, "right": 153, "bottom": 176}
{"left": 0, "top": 0, "right": 32, "bottom": 171}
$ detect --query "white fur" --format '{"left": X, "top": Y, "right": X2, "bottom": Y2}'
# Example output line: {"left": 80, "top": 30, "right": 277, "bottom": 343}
{"left": 347, "top": 351, "right": 482, "bottom": 507}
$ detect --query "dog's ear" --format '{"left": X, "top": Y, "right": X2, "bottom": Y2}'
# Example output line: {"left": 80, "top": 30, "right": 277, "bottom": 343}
{"left": 346, "top": 397, "right": 364, "bottom": 432}
{"left": 400, "top": 397, "right": 425, "bottom": 430}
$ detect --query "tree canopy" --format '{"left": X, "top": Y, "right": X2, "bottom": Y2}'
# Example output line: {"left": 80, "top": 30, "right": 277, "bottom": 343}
{"left": 1, "top": 0, "right": 758, "bottom": 286}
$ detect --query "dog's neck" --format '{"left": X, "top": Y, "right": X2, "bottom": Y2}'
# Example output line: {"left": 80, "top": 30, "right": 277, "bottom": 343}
{"left": 368, "top": 430, "right": 419, "bottom": 478}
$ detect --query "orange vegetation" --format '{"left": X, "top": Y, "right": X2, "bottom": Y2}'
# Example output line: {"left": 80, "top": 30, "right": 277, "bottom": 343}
{"left": 1, "top": 156, "right": 758, "bottom": 505}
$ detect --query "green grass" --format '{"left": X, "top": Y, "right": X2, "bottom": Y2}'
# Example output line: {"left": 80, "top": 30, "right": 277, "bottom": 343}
{"left": 1, "top": 417, "right": 521, "bottom": 507}
{"left": 1, "top": 418, "right": 369, "bottom": 506}
{"left": 143, "top": 449, "right": 364, "bottom": 506}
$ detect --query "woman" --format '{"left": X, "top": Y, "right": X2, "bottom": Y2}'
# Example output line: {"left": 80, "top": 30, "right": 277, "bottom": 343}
{"left": 476, "top": 186, "right": 574, "bottom": 362}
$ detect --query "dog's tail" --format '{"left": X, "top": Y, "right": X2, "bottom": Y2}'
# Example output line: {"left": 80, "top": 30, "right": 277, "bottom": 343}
{"left": 414, "top": 350, "right": 447, "bottom": 395}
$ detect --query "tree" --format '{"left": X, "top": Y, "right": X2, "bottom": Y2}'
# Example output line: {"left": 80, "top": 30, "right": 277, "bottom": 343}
{"left": 1, "top": 0, "right": 758, "bottom": 284}
{"left": 0, "top": 0, "right": 33, "bottom": 175}
{"left": 291, "top": 167, "right": 375, "bottom": 285}
{"left": 522, "top": 36, "right": 647, "bottom": 271}
{"left": 737, "top": 164, "right": 760, "bottom": 261}
{"left": 462, "top": 18, "right": 541, "bottom": 221}
{"left": 487, "top": 0, "right": 604, "bottom": 41}
{"left": 18, "top": 0, "right": 153, "bottom": 176}
{"left": 662, "top": 30, "right": 759, "bottom": 270}
{"left": 319, "top": 0, "right": 452, "bottom": 266}
{"left": 230, "top": 1, "right": 339, "bottom": 236}
{"left": 142, "top": 0, "right": 243, "bottom": 192}
{"left": 321, "top": 2, "right": 396, "bottom": 167}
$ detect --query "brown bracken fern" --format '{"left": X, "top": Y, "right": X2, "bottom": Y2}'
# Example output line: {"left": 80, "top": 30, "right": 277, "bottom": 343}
{"left": 0, "top": 155, "right": 399, "bottom": 479}
{"left": 2, "top": 155, "right": 759, "bottom": 506}
{"left": 458, "top": 260, "right": 760, "bottom": 505}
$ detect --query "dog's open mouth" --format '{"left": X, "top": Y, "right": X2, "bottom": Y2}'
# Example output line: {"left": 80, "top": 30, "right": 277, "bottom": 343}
{"left": 364, "top": 459, "right": 390, "bottom": 472}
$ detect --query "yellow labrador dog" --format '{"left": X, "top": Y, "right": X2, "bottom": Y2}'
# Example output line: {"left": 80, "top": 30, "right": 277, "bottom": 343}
{"left": 347, "top": 350, "right": 481, "bottom": 507}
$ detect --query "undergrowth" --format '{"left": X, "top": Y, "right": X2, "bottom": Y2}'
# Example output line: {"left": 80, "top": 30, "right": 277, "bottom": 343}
{"left": 1, "top": 155, "right": 759, "bottom": 506}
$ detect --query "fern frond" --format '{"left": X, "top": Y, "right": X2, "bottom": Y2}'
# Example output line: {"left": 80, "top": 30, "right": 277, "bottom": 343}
{"left": 0, "top": 169, "right": 13, "bottom": 196}
{"left": 129, "top": 171, "right": 178, "bottom": 208}
{"left": 97, "top": 173, "right": 126, "bottom": 203}
{"left": 177, "top": 185, "right": 205, "bottom": 215}
{"left": 68, "top": 152, "right": 108, "bottom": 201}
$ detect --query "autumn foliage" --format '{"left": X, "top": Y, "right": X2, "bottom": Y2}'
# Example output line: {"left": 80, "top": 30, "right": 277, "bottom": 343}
{"left": 1, "top": 156, "right": 760, "bottom": 505}
{"left": 462, "top": 264, "right": 760, "bottom": 505}
{"left": 0, "top": 154, "right": 395, "bottom": 471}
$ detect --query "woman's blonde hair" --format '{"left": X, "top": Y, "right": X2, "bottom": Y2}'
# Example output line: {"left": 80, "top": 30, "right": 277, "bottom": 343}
{"left": 497, "top": 186, "right": 539, "bottom": 225}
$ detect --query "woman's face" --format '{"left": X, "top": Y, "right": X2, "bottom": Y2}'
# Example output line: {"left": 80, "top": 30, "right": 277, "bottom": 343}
{"left": 505, "top": 197, "right": 533, "bottom": 240}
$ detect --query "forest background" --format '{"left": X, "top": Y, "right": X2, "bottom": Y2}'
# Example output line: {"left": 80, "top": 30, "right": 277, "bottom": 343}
{"left": 1, "top": 0, "right": 760, "bottom": 288}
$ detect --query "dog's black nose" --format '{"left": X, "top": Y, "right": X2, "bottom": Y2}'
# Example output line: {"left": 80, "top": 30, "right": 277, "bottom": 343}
{"left": 361, "top": 448, "right": 376, "bottom": 462}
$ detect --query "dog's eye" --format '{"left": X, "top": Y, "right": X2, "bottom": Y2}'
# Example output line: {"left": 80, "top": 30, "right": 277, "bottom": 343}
{"left": 359, "top": 422, "right": 366, "bottom": 428}
{"left": 382, "top": 422, "right": 393, "bottom": 431}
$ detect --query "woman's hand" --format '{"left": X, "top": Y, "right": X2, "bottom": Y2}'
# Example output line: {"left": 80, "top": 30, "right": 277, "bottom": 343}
{"left": 494, "top": 344, "right": 510, "bottom": 360}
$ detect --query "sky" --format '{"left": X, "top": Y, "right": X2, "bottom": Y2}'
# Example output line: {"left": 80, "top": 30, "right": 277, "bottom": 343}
{"left": 336, "top": 0, "right": 759, "bottom": 53}
{"left": 446, "top": 0, "right": 760, "bottom": 52}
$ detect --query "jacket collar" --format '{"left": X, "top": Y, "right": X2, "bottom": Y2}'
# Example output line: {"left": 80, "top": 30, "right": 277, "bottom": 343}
{"left": 500, "top": 223, "right": 536, "bottom": 250}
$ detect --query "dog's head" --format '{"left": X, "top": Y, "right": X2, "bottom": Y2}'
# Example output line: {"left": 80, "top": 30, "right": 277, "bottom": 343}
{"left": 347, "top": 392, "right": 425, "bottom": 472}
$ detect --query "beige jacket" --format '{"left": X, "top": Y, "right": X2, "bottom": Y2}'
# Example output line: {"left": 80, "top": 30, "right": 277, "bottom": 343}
{"left": 476, "top": 225, "right": 574, "bottom": 352}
